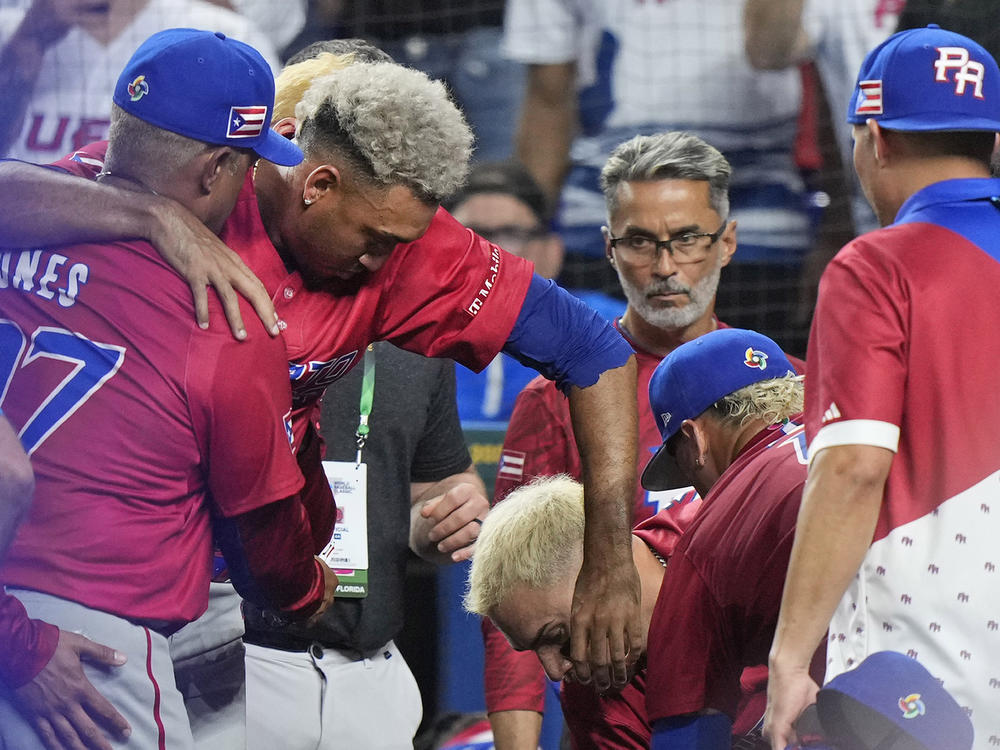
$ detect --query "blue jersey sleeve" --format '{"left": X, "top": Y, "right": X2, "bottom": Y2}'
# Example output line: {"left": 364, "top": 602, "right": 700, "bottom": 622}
{"left": 502, "top": 275, "right": 634, "bottom": 393}
{"left": 650, "top": 713, "right": 732, "bottom": 750}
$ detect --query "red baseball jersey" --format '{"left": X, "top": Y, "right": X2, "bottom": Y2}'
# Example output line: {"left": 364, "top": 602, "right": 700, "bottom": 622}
{"left": 806, "top": 178, "right": 1000, "bottom": 745}
{"left": 0, "top": 239, "right": 302, "bottom": 624}
{"left": 57, "top": 145, "right": 535, "bottom": 446}
{"left": 643, "top": 419, "right": 808, "bottom": 724}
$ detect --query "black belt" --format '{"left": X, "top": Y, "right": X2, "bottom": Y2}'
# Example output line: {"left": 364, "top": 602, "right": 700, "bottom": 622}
{"left": 243, "top": 629, "right": 383, "bottom": 662}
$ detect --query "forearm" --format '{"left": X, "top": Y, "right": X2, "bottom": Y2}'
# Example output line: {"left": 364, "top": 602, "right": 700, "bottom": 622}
{"left": 743, "top": 0, "right": 809, "bottom": 70}
{"left": 515, "top": 62, "right": 576, "bottom": 203}
{"left": 0, "top": 591, "right": 59, "bottom": 688}
{"left": 216, "top": 496, "right": 325, "bottom": 618}
{"left": 568, "top": 356, "right": 638, "bottom": 564}
{"left": 0, "top": 160, "right": 172, "bottom": 247}
{"left": 770, "top": 445, "right": 891, "bottom": 671}
{"left": 490, "top": 710, "right": 543, "bottom": 750}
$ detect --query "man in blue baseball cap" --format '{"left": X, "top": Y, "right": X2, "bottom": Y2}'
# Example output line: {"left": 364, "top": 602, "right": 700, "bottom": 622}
{"left": 766, "top": 25, "right": 1000, "bottom": 750}
{"left": 638, "top": 328, "right": 817, "bottom": 749}
{"left": 466, "top": 328, "right": 813, "bottom": 749}
{"left": 0, "top": 27, "right": 341, "bottom": 750}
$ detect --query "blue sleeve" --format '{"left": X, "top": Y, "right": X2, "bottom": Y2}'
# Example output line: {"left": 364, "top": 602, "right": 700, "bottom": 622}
{"left": 650, "top": 713, "right": 732, "bottom": 750}
{"left": 503, "top": 275, "right": 634, "bottom": 394}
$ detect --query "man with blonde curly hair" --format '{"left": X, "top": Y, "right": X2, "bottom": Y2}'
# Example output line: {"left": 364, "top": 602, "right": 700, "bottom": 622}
{"left": 469, "top": 328, "right": 818, "bottom": 749}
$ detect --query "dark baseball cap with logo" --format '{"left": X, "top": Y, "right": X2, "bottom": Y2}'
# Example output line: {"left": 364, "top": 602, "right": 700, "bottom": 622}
{"left": 815, "top": 651, "right": 973, "bottom": 750}
{"left": 113, "top": 28, "right": 303, "bottom": 166}
{"left": 640, "top": 328, "right": 796, "bottom": 491}
{"left": 848, "top": 24, "right": 1000, "bottom": 132}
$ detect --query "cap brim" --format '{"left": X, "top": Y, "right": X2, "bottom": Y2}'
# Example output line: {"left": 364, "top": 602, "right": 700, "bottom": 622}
{"left": 640, "top": 443, "right": 687, "bottom": 492}
{"left": 850, "top": 114, "right": 1000, "bottom": 132}
{"left": 252, "top": 130, "right": 304, "bottom": 167}
{"left": 817, "top": 691, "right": 930, "bottom": 750}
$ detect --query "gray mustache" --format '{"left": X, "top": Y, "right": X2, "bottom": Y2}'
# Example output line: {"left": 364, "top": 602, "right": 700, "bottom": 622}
{"left": 646, "top": 280, "right": 690, "bottom": 296}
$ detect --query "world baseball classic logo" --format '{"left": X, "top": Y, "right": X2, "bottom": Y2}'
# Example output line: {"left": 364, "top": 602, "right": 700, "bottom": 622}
{"left": 899, "top": 693, "right": 926, "bottom": 719}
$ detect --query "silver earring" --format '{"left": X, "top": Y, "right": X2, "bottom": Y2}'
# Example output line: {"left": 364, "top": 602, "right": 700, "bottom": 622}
{"left": 303, "top": 197, "right": 314, "bottom": 206}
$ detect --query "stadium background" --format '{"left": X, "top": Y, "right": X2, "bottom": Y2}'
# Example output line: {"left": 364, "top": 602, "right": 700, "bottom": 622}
{"left": 4, "top": 1, "right": 997, "bottom": 747}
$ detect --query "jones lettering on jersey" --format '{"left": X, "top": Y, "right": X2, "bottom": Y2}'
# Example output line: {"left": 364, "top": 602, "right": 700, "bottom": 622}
{"left": 0, "top": 250, "right": 89, "bottom": 308}
{"left": 465, "top": 245, "right": 502, "bottom": 317}
{"left": 933, "top": 47, "right": 986, "bottom": 99}
{"left": 288, "top": 350, "right": 359, "bottom": 406}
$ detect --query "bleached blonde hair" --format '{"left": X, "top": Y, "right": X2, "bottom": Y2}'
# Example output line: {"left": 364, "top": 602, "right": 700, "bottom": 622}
{"left": 272, "top": 52, "right": 352, "bottom": 124}
{"left": 706, "top": 373, "right": 804, "bottom": 429}
{"left": 464, "top": 475, "right": 584, "bottom": 617}
{"left": 294, "top": 61, "right": 473, "bottom": 203}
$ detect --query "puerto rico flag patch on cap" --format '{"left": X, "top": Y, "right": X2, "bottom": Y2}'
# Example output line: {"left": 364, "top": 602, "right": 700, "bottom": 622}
{"left": 228, "top": 105, "right": 267, "bottom": 138}
{"left": 855, "top": 80, "right": 883, "bottom": 115}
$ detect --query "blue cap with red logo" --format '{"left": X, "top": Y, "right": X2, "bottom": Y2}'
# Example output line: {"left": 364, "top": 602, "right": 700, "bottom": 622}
{"left": 640, "top": 328, "right": 795, "bottom": 491}
{"left": 113, "top": 28, "right": 303, "bottom": 166}
{"left": 848, "top": 24, "right": 1000, "bottom": 132}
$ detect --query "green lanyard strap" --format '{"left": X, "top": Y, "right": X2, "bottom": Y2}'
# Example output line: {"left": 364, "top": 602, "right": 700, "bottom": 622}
{"left": 355, "top": 345, "right": 376, "bottom": 465}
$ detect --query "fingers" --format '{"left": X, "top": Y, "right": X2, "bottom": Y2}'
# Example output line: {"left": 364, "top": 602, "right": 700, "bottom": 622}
{"left": 212, "top": 278, "right": 248, "bottom": 341}
{"left": 226, "top": 264, "right": 279, "bottom": 337}
{"left": 191, "top": 281, "right": 211, "bottom": 332}
{"left": 75, "top": 636, "right": 126, "bottom": 668}
{"left": 422, "top": 483, "right": 489, "bottom": 555}
{"left": 80, "top": 685, "right": 130, "bottom": 743}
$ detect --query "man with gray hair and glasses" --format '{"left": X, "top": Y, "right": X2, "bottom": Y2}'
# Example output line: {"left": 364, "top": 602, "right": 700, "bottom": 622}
{"left": 483, "top": 131, "right": 804, "bottom": 748}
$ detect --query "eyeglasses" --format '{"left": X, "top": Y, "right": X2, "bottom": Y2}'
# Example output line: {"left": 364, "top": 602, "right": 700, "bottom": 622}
{"left": 607, "top": 220, "right": 727, "bottom": 265}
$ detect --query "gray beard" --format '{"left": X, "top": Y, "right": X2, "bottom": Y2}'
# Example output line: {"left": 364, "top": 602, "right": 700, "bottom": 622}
{"left": 615, "top": 256, "right": 722, "bottom": 329}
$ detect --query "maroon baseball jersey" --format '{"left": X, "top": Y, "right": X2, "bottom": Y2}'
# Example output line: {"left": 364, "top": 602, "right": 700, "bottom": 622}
{"left": 643, "top": 419, "right": 808, "bottom": 724}
{"left": 0, "top": 238, "right": 302, "bottom": 625}
{"left": 484, "top": 324, "right": 805, "bottom": 720}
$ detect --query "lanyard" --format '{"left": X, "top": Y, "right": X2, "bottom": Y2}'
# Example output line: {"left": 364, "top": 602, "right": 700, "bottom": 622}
{"left": 355, "top": 345, "right": 376, "bottom": 465}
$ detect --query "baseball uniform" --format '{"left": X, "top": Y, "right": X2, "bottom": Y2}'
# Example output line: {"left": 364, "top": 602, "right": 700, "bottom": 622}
{"left": 483, "top": 323, "right": 806, "bottom": 737}
{"left": 806, "top": 178, "right": 1000, "bottom": 749}
{"left": 643, "top": 420, "right": 810, "bottom": 728}
{"left": 0, "top": 234, "right": 314, "bottom": 748}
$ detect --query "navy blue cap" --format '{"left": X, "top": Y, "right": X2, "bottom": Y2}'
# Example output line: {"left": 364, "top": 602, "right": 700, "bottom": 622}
{"left": 640, "top": 328, "right": 795, "bottom": 491}
{"left": 817, "top": 651, "right": 973, "bottom": 750}
{"left": 848, "top": 24, "right": 1000, "bottom": 132}
{"left": 113, "top": 28, "right": 303, "bottom": 166}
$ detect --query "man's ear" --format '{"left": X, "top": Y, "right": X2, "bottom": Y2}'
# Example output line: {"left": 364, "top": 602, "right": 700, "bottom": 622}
{"left": 272, "top": 116, "right": 298, "bottom": 139}
{"left": 869, "top": 119, "right": 889, "bottom": 165}
{"left": 302, "top": 164, "right": 341, "bottom": 206}
{"left": 680, "top": 418, "right": 710, "bottom": 465}
{"left": 602, "top": 225, "right": 615, "bottom": 264}
{"left": 200, "top": 147, "right": 244, "bottom": 194}
{"left": 718, "top": 219, "right": 738, "bottom": 269}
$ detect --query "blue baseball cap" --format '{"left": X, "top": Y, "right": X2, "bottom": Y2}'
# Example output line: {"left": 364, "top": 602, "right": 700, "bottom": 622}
{"left": 113, "top": 28, "right": 303, "bottom": 166}
{"left": 848, "top": 24, "right": 1000, "bottom": 132}
{"left": 817, "top": 651, "right": 973, "bottom": 750}
{"left": 640, "top": 328, "right": 795, "bottom": 491}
